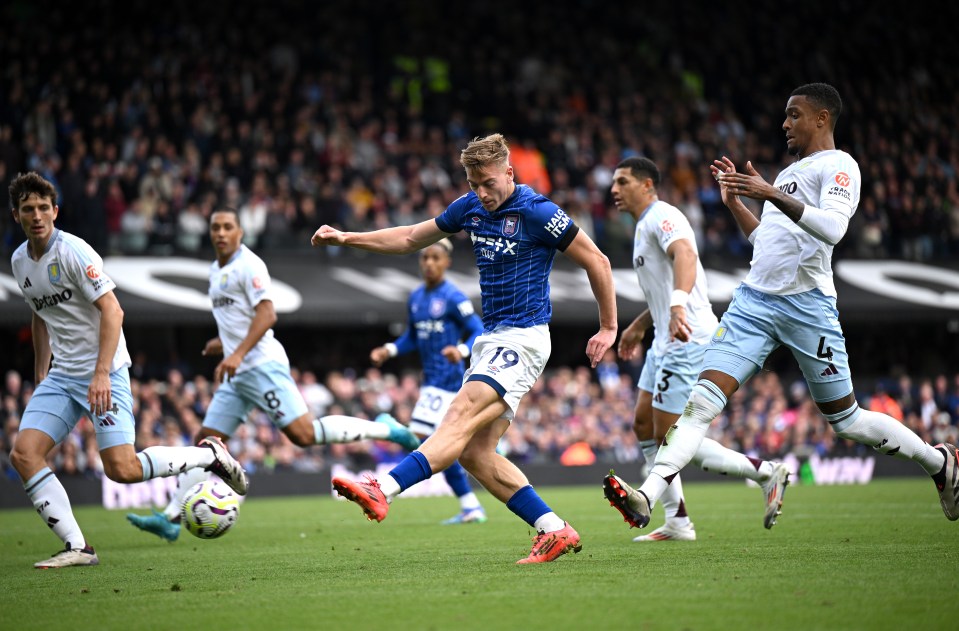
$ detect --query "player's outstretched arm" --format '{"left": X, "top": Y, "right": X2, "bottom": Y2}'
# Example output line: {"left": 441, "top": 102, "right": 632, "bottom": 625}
{"left": 311, "top": 219, "right": 449, "bottom": 255}
{"left": 562, "top": 230, "right": 617, "bottom": 368}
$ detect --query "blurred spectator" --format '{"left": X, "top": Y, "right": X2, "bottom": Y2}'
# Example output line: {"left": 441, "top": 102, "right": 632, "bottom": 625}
{"left": 1, "top": 2, "right": 956, "bottom": 266}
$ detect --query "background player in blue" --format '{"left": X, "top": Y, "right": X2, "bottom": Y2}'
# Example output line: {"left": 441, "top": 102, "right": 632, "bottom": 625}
{"left": 127, "top": 207, "right": 420, "bottom": 542}
{"left": 313, "top": 133, "right": 617, "bottom": 563}
{"left": 8, "top": 173, "right": 247, "bottom": 568}
{"left": 369, "top": 238, "right": 487, "bottom": 524}
{"left": 605, "top": 83, "right": 959, "bottom": 531}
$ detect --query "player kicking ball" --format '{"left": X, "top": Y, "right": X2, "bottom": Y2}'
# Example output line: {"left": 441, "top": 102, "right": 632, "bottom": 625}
{"left": 313, "top": 134, "right": 618, "bottom": 563}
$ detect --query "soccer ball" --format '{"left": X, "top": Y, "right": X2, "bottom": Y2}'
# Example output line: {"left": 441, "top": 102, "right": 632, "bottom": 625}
{"left": 180, "top": 479, "right": 239, "bottom": 539}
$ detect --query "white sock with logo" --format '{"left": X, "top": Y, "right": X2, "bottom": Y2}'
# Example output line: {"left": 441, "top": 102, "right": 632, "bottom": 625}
{"left": 24, "top": 468, "right": 85, "bottom": 550}
{"left": 137, "top": 446, "right": 215, "bottom": 480}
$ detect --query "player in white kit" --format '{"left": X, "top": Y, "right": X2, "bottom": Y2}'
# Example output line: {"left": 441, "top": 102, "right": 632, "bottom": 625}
{"left": 127, "top": 207, "right": 420, "bottom": 541}
{"left": 8, "top": 172, "right": 248, "bottom": 568}
{"left": 607, "top": 157, "right": 790, "bottom": 541}
{"left": 605, "top": 83, "right": 959, "bottom": 530}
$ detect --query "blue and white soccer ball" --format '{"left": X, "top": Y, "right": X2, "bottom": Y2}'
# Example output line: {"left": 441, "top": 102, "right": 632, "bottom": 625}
{"left": 181, "top": 479, "right": 240, "bottom": 539}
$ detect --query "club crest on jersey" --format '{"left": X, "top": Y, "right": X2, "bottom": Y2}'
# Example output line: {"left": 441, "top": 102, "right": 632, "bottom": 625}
{"left": 47, "top": 263, "right": 61, "bottom": 284}
{"left": 429, "top": 297, "right": 446, "bottom": 318}
{"left": 502, "top": 214, "right": 520, "bottom": 236}
{"left": 220, "top": 273, "right": 228, "bottom": 289}
{"left": 713, "top": 325, "right": 728, "bottom": 342}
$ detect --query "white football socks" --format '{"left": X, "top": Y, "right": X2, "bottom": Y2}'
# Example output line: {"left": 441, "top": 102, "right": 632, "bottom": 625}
{"left": 24, "top": 468, "right": 85, "bottom": 550}
{"left": 837, "top": 408, "right": 945, "bottom": 474}
{"left": 137, "top": 446, "right": 215, "bottom": 480}
{"left": 693, "top": 437, "right": 771, "bottom": 482}
{"left": 641, "top": 439, "right": 690, "bottom": 527}
{"left": 643, "top": 381, "right": 727, "bottom": 506}
{"left": 313, "top": 416, "right": 390, "bottom": 443}
{"left": 533, "top": 512, "right": 566, "bottom": 533}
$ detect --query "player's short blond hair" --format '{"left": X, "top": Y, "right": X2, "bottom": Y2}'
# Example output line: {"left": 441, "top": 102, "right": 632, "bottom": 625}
{"left": 460, "top": 134, "right": 510, "bottom": 169}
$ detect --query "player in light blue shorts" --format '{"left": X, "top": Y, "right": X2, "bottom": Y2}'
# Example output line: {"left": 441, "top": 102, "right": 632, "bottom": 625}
{"left": 9, "top": 172, "right": 248, "bottom": 569}
{"left": 637, "top": 343, "right": 706, "bottom": 415}
{"left": 202, "top": 360, "right": 309, "bottom": 435}
{"left": 25, "top": 370, "right": 136, "bottom": 450}
{"left": 704, "top": 285, "right": 852, "bottom": 403}
{"left": 127, "top": 207, "right": 420, "bottom": 543}
{"left": 612, "top": 84, "right": 957, "bottom": 534}
{"left": 604, "top": 157, "right": 790, "bottom": 542}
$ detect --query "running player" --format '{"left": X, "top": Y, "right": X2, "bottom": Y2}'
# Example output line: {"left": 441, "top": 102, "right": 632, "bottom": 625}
{"left": 126, "top": 207, "right": 419, "bottom": 541}
{"left": 605, "top": 83, "right": 959, "bottom": 529}
{"left": 8, "top": 172, "right": 248, "bottom": 568}
{"left": 607, "top": 156, "right": 788, "bottom": 541}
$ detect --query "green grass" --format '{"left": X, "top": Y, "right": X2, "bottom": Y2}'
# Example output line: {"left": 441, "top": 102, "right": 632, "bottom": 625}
{"left": 2, "top": 479, "right": 958, "bottom": 631}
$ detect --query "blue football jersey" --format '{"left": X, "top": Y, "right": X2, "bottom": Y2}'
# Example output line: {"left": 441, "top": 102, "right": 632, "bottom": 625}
{"left": 434, "top": 184, "right": 579, "bottom": 331}
{"left": 391, "top": 279, "right": 483, "bottom": 392}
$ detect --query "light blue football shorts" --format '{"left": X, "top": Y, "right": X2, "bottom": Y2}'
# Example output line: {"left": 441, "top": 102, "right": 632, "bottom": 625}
{"left": 203, "top": 361, "right": 309, "bottom": 434}
{"left": 21, "top": 368, "right": 136, "bottom": 449}
{"left": 638, "top": 341, "right": 708, "bottom": 415}
{"left": 703, "top": 284, "right": 853, "bottom": 403}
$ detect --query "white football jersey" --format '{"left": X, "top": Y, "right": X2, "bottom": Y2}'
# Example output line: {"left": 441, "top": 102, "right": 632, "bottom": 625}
{"left": 633, "top": 200, "right": 718, "bottom": 356}
{"left": 11, "top": 229, "right": 131, "bottom": 377}
{"left": 745, "top": 149, "right": 860, "bottom": 297}
{"left": 209, "top": 245, "right": 289, "bottom": 373}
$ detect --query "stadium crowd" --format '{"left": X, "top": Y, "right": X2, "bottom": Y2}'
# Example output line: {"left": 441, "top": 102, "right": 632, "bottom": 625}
{"left": 2, "top": 3, "right": 959, "bottom": 478}
{"left": 1, "top": 2, "right": 958, "bottom": 265}
{"left": 2, "top": 363, "right": 958, "bottom": 480}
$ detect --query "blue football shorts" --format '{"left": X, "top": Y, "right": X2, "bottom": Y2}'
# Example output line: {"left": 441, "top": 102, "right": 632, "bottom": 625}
{"left": 204, "top": 361, "right": 309, "bottom": 434}
{"left": 21, "top": 368, "right": 136, "bottom": 449}
{"left": 703, "top": 284, "right": 853, "bottom": 403}
{"left": 638, "top": 341, "right": 708, "bottom": 415}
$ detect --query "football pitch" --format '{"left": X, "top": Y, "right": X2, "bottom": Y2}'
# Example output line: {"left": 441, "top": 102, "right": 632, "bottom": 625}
{"left": 2, "top": 478, "right": 957, "bottom": 631}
